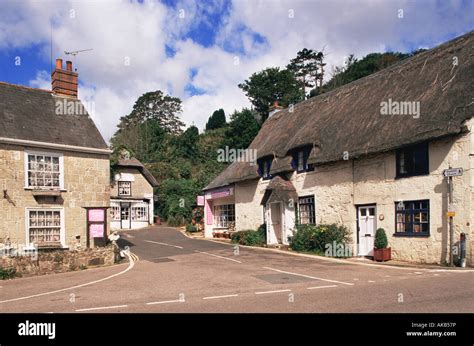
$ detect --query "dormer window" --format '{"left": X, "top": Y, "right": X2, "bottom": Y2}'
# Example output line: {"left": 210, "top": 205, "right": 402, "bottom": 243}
{"left": 291, "top": 147, "right": 313, "bottom": 173}
{"left": 258, "top": 157, "right": 273, "bottom": 180}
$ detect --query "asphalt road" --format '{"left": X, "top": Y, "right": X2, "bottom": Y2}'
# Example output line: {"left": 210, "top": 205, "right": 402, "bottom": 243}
{"left": 1, "top": 226, "right": 473, "bottom": 313}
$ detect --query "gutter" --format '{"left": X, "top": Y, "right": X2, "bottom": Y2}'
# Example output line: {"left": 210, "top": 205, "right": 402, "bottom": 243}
{"left": 0, "top": 137, "right": 112, "bottom": 155}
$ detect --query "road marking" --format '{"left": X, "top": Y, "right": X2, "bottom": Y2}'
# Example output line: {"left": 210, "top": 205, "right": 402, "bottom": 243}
{"left": 76, "top": 304, "right": 128, "bottom": 312}
{"left": 307, "top": 285, "right": 338, "bottom": 290}
{"left": 0, "top": 252, "right": 135, "bottom": 304}
{"left": 433, "top": 274, "right": 440, "bottom": 276}
{"left": 203, "top": 294, "right": 239, "bottom": 300}
{"left": 368, "top": 280, "right": 376, "bottom": 283}
{"left": 255, "top": 289, "right": 291, "bottom": 295}
{"left": 146, "top": 299, "right": 184, "bottom": 305}
{"left": 263, "top": 267, "right": 354, "bottom": 286}
{"left": 414, "top": 272, "right": 423, "bottom": 275}
{"left": 144, "top": 240, "right": 183, "bottom": 249}
{"left": 195, "top": 251, "right": 241, "bottom": 263}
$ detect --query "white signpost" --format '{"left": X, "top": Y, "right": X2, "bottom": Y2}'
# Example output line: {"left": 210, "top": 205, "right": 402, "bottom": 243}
{"left": 443, "top": 167, "right": 463, "bottom": 266}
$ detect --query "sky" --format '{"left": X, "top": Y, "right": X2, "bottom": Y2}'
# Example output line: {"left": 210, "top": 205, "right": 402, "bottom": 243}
{"left": 0, "top": 0, "right": 473, "bottom": 142}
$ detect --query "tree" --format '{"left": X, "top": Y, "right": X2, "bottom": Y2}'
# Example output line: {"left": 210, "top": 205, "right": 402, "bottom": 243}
{"left": 224, "top": 108, "right": 261, "bottom": 150}
{"left": 174, "top": 125, "right": 199, "bottom": 161}
{"left": 287, "top": 48, "right": 325, "bottom": 99}
{"left": 120, "top": 90, "right": 185, "bottom": 135}
{"left": 238, "top": 67, "right": 302, "bottom": 122}
{"left": 205, "top": 109, "right": 226, "bottom": 130}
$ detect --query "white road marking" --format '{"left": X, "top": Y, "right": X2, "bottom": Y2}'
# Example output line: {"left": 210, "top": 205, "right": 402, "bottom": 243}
{"left": 263, "top": 267, "right": 354, "bottom": 286}
{"left": 255, "top": 289, "right": 292, "bottom": 295}
{"left": 414, "top": 272, "right": 423, "bottom": 275}
{"left": 368, "top": 280, "right": 376, "bottom": 283}
{"left": 307, "top": 285, "right": 338, "bottom": 290}
{"left": 144, "top": 240, "right": 183, "bottom": 249}
{"left": 203, "top": 294, "right": 239, "bottom": 300}
{"left": 433, "top": 274, "right": 440, "bottom": 276}
{"left": 195, "top": 251, "right": 241, "bottom": 263}
{"left": 76, "top": 304, "right": 128, "bottom": 312}
{"left": 0, "top": 252, "right": 135, "bottom": 304}
{"left": 146, "top": 299, "right": 183, "bottom": 305}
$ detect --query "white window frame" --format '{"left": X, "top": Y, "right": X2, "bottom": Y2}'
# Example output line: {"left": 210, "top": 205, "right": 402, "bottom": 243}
{"left": 25, "top": 207, "right": 66, "bottom": 247}
{"left": 131, "top": 203, "right": 148, "bottom": 222}
{"left": 110, "top": 202, "right": 121, "bottom": 221}
{"left": 213, "top": 204, "right": 235, "bottom": 228}
{"left": 24, "top": 150, "right": 64, "bottom": 190}
{"left": 118, "top": 181, "right": 131, "bottom": 196}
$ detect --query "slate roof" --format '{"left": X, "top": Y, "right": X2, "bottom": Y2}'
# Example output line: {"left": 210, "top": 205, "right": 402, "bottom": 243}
{"left": 205, "top": 30, "right": 474, "bottom": 191}
{"left": 0, "top": 82, "right": 108, "bottom": 150}
{"left": 117, "top": 158, "right": 159, "bottom": 187}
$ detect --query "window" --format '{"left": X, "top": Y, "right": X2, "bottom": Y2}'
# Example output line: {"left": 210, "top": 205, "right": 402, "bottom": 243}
{"left": 291, "top": 147, "right": 314, "bottom": 173}
{"left": 298, "top": 195, "right": 315, "bottom": 225}
{"left": 258, "top": 157, "right": 273, "bottom": 180}
{"left": 118, "top": 181, "right": 131, "bottom": 196}
{"left": 131, "top": 206, "right": 148, "bottom": 221}
{"left": 26, "top": 152, "right": 63, "bottom": 189}
{"left": 213, "top": 204, "right": 235, "bottom": 228}
{"left": 27, "top": 209, "right": 63, "bottom": 246}
{"left": 395, "top": 200, "right": 430, "bottom": 236}
{"left": 396, "top": 142, "right": 429, "bottom": 178}
{"left": 110, "top": 205, "right": 120, "bottom": 221}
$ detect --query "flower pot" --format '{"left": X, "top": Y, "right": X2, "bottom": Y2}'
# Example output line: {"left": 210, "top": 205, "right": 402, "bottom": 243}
{"left": 374, "top": 247, "right": 391, "bottom": 262}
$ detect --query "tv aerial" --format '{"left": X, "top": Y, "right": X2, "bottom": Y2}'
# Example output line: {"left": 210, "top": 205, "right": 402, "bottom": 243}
{"left": 64, "top": 48, "right": 93, "bottom": 57}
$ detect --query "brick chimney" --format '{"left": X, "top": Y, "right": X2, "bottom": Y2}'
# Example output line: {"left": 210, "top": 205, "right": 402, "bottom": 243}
{"left": 51, "top": 58, "right": 78, "bottom": 98}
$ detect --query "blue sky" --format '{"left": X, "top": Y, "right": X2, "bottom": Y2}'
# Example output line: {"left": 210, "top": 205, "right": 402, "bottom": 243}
{"left": 0, "top": 0, "right": 472, "bottom": 141}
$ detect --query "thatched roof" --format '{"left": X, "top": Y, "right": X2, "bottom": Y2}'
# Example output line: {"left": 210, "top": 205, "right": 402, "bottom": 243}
{"left": 117, "top": 158, "right": 158, "bottom": 187}
{"left": 261, "top": 176, "right": 298, "bottom": 205}
{"left": 205, "top": 31, "right": 474, "bottom": 191}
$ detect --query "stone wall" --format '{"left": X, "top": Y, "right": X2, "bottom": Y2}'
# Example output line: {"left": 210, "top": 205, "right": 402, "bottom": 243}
{"left": 0, "top": 245, "right": 115, "bottom": 278}
{"left": 0, "top": 143, "right": 110, "bottom": 248}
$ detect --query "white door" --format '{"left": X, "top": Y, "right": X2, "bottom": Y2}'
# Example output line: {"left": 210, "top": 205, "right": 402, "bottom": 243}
{"left": 270, "top": 202, "right": 282, "bottom": 243}
{"left": 358, "top": 205, "right": 376, "bottom": 256}
{"left": 121, "top": 203, "right": 131, "bottom": 229}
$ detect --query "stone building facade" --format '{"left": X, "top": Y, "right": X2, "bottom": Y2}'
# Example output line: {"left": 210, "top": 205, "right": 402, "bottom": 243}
{"left": 0, "top": 58, "right": 110, "bottom": 251}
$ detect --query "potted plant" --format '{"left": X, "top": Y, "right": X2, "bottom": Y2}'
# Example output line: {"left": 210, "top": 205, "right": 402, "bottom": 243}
{"left": 373, "top": 228, "right": 391, "bottom": 261}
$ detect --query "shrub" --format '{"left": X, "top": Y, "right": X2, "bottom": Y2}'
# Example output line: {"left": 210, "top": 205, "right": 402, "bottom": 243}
{"left": 0, "top": 267, "right": 17, "bottom": 280}
{"left": 231, "top": 229, "right": 265, "bottom": 246}
{"left": 374, "top": 228, "right": 388, "bottom": 249}
{"left": 289, "top": 223, "right": 351, "bottom": 254}
{"left": 167, "top": 214, "right": 186, "bottom": 226}
{"left": 186, "top": 224, "right": 198, "bottom": 232}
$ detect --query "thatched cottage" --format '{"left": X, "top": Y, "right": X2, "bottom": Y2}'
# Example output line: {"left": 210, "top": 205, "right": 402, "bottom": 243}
{"left": 203, "top": 31, "right": 474, "bottom": 265}
{"left": 0, "top": 59, "right": 111, "bottom": 251}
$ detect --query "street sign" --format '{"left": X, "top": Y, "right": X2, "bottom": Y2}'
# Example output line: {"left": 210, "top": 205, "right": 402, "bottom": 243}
{"left": 446, "top": 211, "right": 456, "bottom": 217}
{"left": 442, "top": 168, "right": 463, "bottom": 177}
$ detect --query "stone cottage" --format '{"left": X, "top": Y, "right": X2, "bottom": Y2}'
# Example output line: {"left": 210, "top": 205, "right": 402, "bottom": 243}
{"left": 0, "top": 58, "right": 111, "bottom": 251}
{"left": 110, "top": 153, "right": 158, "bottom": 230}
{"left": 203, "top": 31, "right": 474, "bottom": 265}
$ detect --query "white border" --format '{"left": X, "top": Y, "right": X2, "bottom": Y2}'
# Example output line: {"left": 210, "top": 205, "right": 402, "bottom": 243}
{"left": 25, "top": 207, "right": 66, "bottom": 247}
{"left": 24, "top": 150, "right": 65, "bottom": 190}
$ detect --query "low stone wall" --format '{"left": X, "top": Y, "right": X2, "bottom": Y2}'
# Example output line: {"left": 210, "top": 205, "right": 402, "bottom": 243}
{"left": 0, "top": 246, "right": 115, "bottom": 278}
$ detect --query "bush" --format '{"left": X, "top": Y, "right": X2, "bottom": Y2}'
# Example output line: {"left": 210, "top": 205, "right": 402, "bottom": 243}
{"left": 231, "top": 229, "right": 265, "bottom": 246}
{"left": 289, "top": 223, "right": 351, "bottom": 254}
{"left": 167, "top": 214, "right": 186, "bottom": 226}
{"left": 374, "top": 228, "right": 388, "bottom": 249}
{"left": 0, "top": 267, "right": 16, "bottom": 280}
{"left": 186, "top": 224, "right": 198, "bottom": 232}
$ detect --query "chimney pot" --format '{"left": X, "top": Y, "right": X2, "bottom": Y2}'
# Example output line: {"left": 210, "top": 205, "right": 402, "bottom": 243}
{"left": 51, "top": 57, "right": 78, "bottom": 98}
{"left": 55, "top": 58, "right": 63, "bottom": 70}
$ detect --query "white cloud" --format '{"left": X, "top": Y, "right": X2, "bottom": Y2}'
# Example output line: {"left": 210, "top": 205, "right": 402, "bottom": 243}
{"left": 1, "top": 0, "right": 472, "bottom": 142}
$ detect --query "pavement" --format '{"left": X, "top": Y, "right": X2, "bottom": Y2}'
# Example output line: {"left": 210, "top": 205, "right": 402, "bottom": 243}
{"left": 0, "top": 226, "right": 473, "bottom": 313}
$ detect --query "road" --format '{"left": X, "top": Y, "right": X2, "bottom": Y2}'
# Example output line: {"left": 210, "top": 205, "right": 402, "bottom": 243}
{"left": 0, "top": 226, "right": 473, "bottom": 313}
